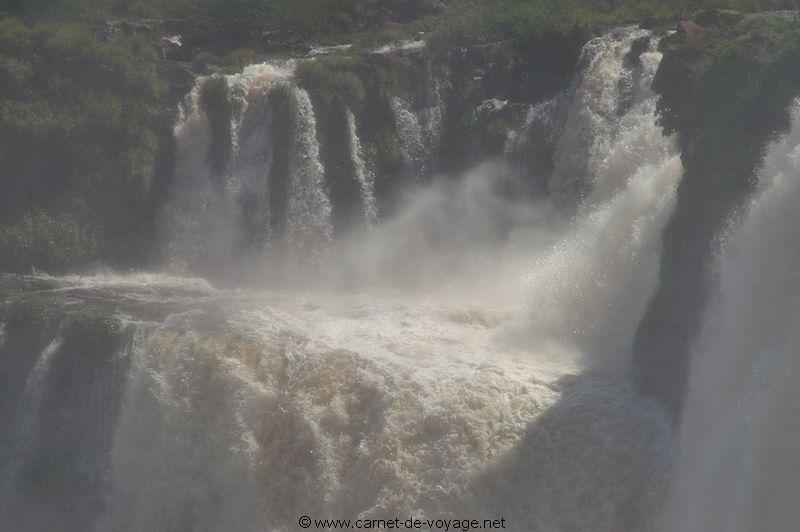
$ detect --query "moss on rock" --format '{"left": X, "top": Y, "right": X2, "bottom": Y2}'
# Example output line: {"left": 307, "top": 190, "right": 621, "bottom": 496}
{"left": 62, "top": 311, "right": 129, "bottom": 359}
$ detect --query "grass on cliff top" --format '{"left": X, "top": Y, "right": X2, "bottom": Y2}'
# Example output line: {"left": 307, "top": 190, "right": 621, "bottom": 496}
{"left": 1, "top": 0, "right": 443, "bottom": 39}
{"left": 657, "top": 11, "right": 800, "bottom": 146}
{"left": 431, "top": 0, "right": 800, "bottom": 47}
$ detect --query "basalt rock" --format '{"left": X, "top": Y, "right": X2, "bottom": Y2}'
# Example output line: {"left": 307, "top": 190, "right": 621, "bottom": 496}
{"left": 634, "top": 10, "right": 800, "bottom": 418}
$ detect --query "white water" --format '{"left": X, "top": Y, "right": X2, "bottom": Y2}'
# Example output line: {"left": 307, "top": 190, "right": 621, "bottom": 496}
{"left": 345, "top": 107, "right": 379, "bottom": 228}
{"left": 0, "top": 337, "right": 62, "bottom": 500}
{"left": 521, "top": 28, "right": 681, "bottom": 370}
{"left": 504, "top": 94, "right": 565, "bottom": 161}
{"left": 659, "top": 103, "right": 800, "bottom": 532}
{"left": 391, "top": 69, "right": 445, "bottom": 180}
{"left": 285, "top": 86, "right": 333, "bottom": 270}
{"left": 0, "top": 28, "right": 684, "bottom": 532}
{"left": 114, "top": 28, "right": 678, "bottom": 531}
{"left": 160, "top": 62, "right": 333, "bottom": 280}
{"left": 551, "top": 28, "right": 660, "bottom": 206}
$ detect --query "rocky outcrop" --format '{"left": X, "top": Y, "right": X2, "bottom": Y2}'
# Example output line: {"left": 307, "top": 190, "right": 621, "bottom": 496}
{"left": 436, "top": 27, "right": 595, "bottom": 176}
{"left": 633, "top": 9, "right": 800, "bottom": 418}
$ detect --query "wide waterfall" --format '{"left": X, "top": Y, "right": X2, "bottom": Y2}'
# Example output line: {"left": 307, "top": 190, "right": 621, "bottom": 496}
{"left": 160, "top": 62, "right": 335, "bottom": 283}
{"left": 1, "top": 25, "right": 694, "bottom": 532}
{"left": 658, "top": 102, "right": 800, "bottom": 532}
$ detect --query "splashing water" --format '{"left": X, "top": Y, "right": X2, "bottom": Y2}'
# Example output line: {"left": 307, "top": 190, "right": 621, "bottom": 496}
{"left": 391, "top": 71, "right": 445, "bottom": 181}
{"left": 0, "top": 28, "right": 683, "bottom": 532}
{"left": 520, "top": 28, "right": 681, "bottom": 370}
{"left": 285, "top": 86, "right": 333, "bottom": 271}
{"left": 550, "top": 28, "right": 661, "bottom": 207}
{"left": 160, "top": 62, "right": 333, "bottom": 280}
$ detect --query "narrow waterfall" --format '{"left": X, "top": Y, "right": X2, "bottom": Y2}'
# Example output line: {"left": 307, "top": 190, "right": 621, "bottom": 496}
{"left": 390, "top": 71, "right": 445, "bottom": 181}
{"left": 0, "top": 338, "right": 63, "bottom": 491}
{"left": 285, "top": 86, "right": 333, "bottom": 270}
{"left": 0, "top": 321, "right": 133, "bottom": 532}
{"left": 658, "top": 102, "right": 800, "bottom": 532}
{"left": 345, "top": 107, "right": 379, "bottom": 228}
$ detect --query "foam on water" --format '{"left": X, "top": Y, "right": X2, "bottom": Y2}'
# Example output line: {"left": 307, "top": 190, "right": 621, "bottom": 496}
{"left": 0, "top": 27, "right": 684, "bottom": 532}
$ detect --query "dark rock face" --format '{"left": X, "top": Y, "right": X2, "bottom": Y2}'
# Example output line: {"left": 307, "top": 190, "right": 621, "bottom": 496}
{"left": 316, "top": 99, "right": 366, "bottom": 236}
{"left": 437, "top": 27, "right": 595, "bottom": 177}
{"left": 0, "top": 304, "right": 132, "bottom": 532}
{"left": 633, "top": 10, "right": 800, "bottom": 418}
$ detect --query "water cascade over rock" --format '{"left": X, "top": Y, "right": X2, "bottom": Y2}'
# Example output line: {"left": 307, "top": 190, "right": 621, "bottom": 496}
{"left": 0, "top": 26, "right": 699, "bottom": 532}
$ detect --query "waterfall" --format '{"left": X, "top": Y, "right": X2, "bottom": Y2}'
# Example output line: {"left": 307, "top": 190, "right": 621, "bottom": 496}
{"left": 0, "top": 26, "right": 690, "bottom": 532}
{"left": 285, "top": 86, "right": 333, "bottom": 270}
{"left": 0, "top": 337, "right": 62, "bottom": 498}
{"left": 658, "top": 102, "right": 800, "bottom": 532}
{"left": 520, "top": 28, "right": 682, "bottom": 369}
{"left": 550, "top": 28, "right": 659, "bottom": 208}
{"left": 391, "top": 71, "right": 445, "bottom": 180}
{"left": 345, "top": 107, "right": 379, "bottom": 228}
{"left": 160, "top": 62, "right": 333, "bottom": 280}
{"left": 0, "top": 324, "right": 133, "bottom": 531}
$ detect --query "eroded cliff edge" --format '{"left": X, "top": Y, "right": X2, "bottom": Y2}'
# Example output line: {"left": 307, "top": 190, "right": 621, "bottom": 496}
{"left": 634, "top": 9, "right": 800, "bottom": 417}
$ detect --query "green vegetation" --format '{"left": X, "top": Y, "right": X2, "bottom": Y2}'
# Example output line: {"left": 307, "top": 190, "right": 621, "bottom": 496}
{"left": 296, "top": 55, "right": 365, "bottom": 109}
{"left": 485, "top": 107, "right": 525, "bottom": 152}
{"left": 657, "top": 12, "right": 800, "bottom": 141}
{"left": 364, "top": 128, "right": 403, "bottom": 178}
{"left": 0, "top": 292, "right": 57, "bottom": 355}
{"left": 62, "top": 311, "right": 128, "bottom": 357}
{"left": 0, "top": 17, "right": 167, "bottom": 272}
{"left": 1, "top": 0, "right": 443, "bottom": 40}
{"left": 431, "top": 0, "right": 799, "bottom": 48}
{"left": 0, "top": 210, "right": 99, "bottom": 272}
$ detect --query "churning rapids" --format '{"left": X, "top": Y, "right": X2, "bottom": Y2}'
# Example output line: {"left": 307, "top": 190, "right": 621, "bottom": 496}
{"left": 2, "top": 25, "right": 795, "bottom": 532}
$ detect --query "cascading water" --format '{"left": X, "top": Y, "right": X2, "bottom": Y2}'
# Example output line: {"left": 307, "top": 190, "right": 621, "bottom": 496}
{"left": 658, "top": 102, "right": 800, "bottom": 532}
{"left": 391, "top": 69, "right": 445, "bottom": 181}
{"left": 160, "top": 62, "right": 333, "bottom": 281}
{"left": 521, "top": 27, "right": 681, "bottom": 369}
{"left": 0, "top": 27, "right": 686, "bottom": 532}
{"left": 345, "top": 107, "right": 379, "bottom": 228}
{"left": 285, "top": 86, "right": 333, "bottom": 270}
{"left": 550, "top": 28, "right": 658, "bottom": 207}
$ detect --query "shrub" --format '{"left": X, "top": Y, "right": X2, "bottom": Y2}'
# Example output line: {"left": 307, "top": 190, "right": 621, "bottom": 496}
{"left": 430, "top": 0, "right": 800, "bottom": 49}
{"left": 0, "top": 18, "right": 166, "bottom": 270}
{"left": 0, "top": 210, "right": 99, "bottom": 273}
{"left": 296, "top": 55, "right": 366, "bottom": 109}
{"left": 364, "top": 128, "right": 403, "bottom": 176}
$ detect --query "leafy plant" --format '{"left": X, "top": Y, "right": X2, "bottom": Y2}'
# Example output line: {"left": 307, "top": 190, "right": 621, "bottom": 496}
{"left": 0, "top": 209, "right": 99, "bottom": 273}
